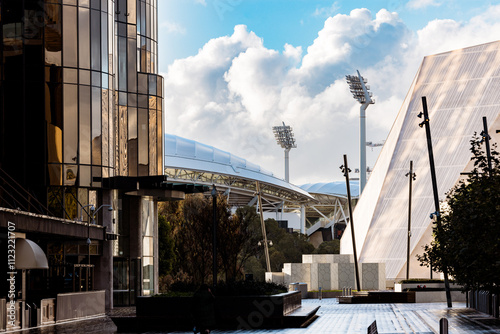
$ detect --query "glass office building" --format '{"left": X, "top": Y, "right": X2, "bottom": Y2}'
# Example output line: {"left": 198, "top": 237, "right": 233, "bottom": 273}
{"left": 0, "top": 0, "right": 165, "bottom": 308}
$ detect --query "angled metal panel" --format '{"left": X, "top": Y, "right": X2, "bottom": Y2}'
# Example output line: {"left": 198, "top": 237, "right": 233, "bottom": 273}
{"left": 342, "top": 41, "right": 500, "bottom": 280}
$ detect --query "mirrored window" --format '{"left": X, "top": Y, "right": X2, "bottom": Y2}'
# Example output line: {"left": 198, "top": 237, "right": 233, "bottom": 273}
{"left": 78, "top": 7, "right": 90, "bottom": 69}
{"left": 138, "top": 107, "right": 148, "bottom": 175}
{"left": 91, "top": 9, "right": 101, "bottom": 70}
{"left": 148, "top": 108, "right": 156, "bottom": 175}
{"left": 92, "top": 87, "right": 102, "bottom": 165}
{"left": 63, "top": 84, "right": 78, "bottom": 164}
{"left": 79, "top": 85, "right": 91, "bottom": 164}
{"left": 44, "top": 4, "right": 62, "bottom": 66}
{"left": 63, "top": 5, "right": 77, "bottom": 67}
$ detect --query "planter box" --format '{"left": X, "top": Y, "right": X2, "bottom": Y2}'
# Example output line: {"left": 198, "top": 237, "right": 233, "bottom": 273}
{"left": 339, "top": 291, "right": 415, "bottom": 304}
{"left": 130, "top": 291, "right": 301, "bottom": 331}
{"left": 395, "top": 282, "right": 462, "bottom": 292}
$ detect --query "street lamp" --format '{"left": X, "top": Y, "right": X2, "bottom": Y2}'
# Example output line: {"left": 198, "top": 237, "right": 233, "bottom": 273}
{"left": 346, "top": 70, "right": 375, "bottom": 194}
{"left": 418, "top": 96, "right": 452, "bottom": 308}
{"left": 340, "top": 155, "right": 361, "bottom": 292}
{"left": 80, "top": 203, "right": 113, "bottom": 291}
{"left": 405, "top": 161, "right": 416, "bottom": 280}
{"left": 257, "top": 240, "right": 273, "bottom": 247}
{"left": 273, "top": 122, "right": 297, "bottom": 182}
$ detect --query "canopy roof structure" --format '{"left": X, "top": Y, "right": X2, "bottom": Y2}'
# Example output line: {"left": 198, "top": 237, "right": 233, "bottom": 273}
{"left": 164, "top": 134, "right": 315, "bottom": 211}
{"left": 300, "top": 181, "right": 359, "bottom": 235}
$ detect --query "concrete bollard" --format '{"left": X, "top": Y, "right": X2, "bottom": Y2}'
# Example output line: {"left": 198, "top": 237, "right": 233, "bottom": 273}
{"left": 439, "top": 318, "right": 448, "bottom": 334}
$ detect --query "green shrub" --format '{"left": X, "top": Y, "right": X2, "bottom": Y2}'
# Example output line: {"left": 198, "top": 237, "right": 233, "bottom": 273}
{"left": 215, "top": 280, "right": 287, "bottom": 296}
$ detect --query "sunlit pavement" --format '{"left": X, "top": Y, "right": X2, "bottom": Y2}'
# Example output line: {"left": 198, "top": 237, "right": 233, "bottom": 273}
{"left": 16, "top": 299, "right": 500, "bottom": 334}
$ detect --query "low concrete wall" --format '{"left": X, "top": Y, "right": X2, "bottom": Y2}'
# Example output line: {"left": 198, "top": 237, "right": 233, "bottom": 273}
{"left": 307, "top": 291, "right": 343, "bottom": 299}
{"left": 415, "top": 291, "right": 466, "bottom": 303}
{"left": 56, "top": 290, "right": 105, "bottom": 322}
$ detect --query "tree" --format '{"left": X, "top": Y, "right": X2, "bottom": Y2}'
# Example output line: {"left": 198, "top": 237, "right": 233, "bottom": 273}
{"left": 313, "top": 240, "right": 340, "bottom": 254}
{"left": 159, "top": 198, "right": 262, "bottom": 285}
{"left": 220, "top": 206, "right": 261, "bottom": 281}
{"left": 418, "top": 135, "right": 500, "bottom": 293}
{"left": 158, "top": 214, "right": 175, "bottom": 276}
{"left": 256, "top": 219, "right": 314, "bottom": 274}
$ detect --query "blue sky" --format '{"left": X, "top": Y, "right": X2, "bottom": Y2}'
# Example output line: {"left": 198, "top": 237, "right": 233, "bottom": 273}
{"left": 157, "top": 1, "right": 500, "bottom": 183}
{"left": 158, "top": 0, "right": 493, "bottom": 69}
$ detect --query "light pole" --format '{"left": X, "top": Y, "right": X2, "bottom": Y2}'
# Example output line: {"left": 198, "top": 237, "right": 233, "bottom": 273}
{"left": 346, "top": 70, "right": 375, "bottom": 194}
{"left": 80, "top": 204, "right": 113, "bottom": 290}
{"left": 418, "top": 96, "right": 452, "bottom": 308}
{"left": 273, "top": 122, "right": 297, "bottom": 182}
{"left": 405, "top": 161, "right": 416, "bottom": 280}
{"left": 340, "top": 155, "right": 361, "bottom": 292}
{"left": 211, "top": 185, "right": 217, "bottom": 289}
{"left": 256, "top": 181, "right": 271, "bottom": 273}
{"left": 481, "top": 116, "right": 493, "bottom": 176}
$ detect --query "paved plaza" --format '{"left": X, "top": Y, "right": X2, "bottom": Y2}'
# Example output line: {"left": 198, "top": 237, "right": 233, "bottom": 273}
{"left": 15, "top": 299, "right": 500, "bottom": 334}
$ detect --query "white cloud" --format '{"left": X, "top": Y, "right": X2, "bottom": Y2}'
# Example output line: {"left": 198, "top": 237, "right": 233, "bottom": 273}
{"left": 406, "top": 0, "right": 441, "bottom": 10}
{"left": 163, "top": 6, "right": 500, "bottom": 184}
{"left": 160, "top": 21, "right": 187, "bottom": 35}
{"left": 194, "top": 0, "right": 207, "bottom": 6}
{"left": 313, "top": 2, "right": 340, "bottom": 17}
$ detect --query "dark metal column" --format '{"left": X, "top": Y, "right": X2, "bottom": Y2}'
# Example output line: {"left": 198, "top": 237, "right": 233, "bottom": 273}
{"left": 420, "top": 96, "right": 452, "bottom": 307}
{"left": 211, "top": 185, "right": 217, "bottom": 289}
{"left": 482, "top": 116, "right": 492, "bottom": 176}
{"left": 341, "top": 155, "right": 361, "bottom": 292}
{"left": 405, "top": 161, "right": 416, "bottom": 280}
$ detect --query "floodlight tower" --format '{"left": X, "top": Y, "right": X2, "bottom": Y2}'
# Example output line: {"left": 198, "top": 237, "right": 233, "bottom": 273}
{"left": 273, "top": 122, "right": 297, "bottom": 182}
{"left": 346, "top": 70, "right": 375, "bottom": 194}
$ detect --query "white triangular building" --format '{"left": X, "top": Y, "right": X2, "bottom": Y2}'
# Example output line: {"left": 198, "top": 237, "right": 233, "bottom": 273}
{"left": 341, "top": 41, "right": 500, "bottom": 282}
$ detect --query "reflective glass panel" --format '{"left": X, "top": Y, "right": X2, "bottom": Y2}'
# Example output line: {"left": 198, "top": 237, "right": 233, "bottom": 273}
{"left": 128, "top": 107, "right": 137, "bottom": 140}
{"left": 80, "top": 69, "right": 91, "bottom": 85}
{"left": 138, "top": 73, "right": 147, "bottom": 94}
{"left": 127, "top": 0, "right": 136, "bottom": 24}
{"left": 63, "top": 5, "right": 77, "bottom": 67}
{"left": 157, "top": 99, "right": 162, "bottom": 173}
{"left": 138, "top": 107, "right": 148, "bottom": 169}
{"left": 92, "top": 87, "right": 102, "bottom": 165}
{"left": 78, "top": 7, "right": 90, "bottom": 69}
{"left": 44, "top": 4, "right": 62, "bottom": 66}
{"left": 102, "top": 89, "right": 109, "bottom": 167}
{"left": 79, "top": 165, "right": 91, "bottom": 187}
{"left": 63, "top": 68, "right": 78, "bottom": 83}
{"left": 63, "top": 84, "right": 78, "bottom": 164}
{"left": 79, "top": 0, "right": 90, "bottom": 8}
{"left": 91, "top": 9, "right": 101, "bottom": 70}
{"left": 79, "top": 85, "right": 91, "bottom": 164}
{"left": 101, "top": 12, "right": 108, "bottom": 73}
{"left": 148, "top": 75, "right": 156, "bottom": 95}
{"left": 119, "top": 105, "right": 128, "bottom": 176}
{"left": 148, "top": 107, "right": 156, "bottom": 175}
{"left": 118, "top": 37, "right": 127, "bottom": 91}
{"left": 128, "top": 38, "right": 137, "bottom": 92}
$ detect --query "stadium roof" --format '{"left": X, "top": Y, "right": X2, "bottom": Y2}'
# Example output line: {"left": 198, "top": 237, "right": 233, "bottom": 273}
{"left": 164, "top": 134, "right": 315, "bottom": 210}
{"left": 300, "top": 181, "right": 359, "bottom": 199}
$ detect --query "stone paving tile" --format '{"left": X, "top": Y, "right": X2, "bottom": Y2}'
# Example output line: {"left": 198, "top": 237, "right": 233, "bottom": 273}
{"left": 14, "top": 299, "right": 500, "bottom": 334}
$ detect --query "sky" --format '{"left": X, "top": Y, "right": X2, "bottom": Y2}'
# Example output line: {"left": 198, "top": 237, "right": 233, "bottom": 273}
{"left": 157, "top": 0, "right": 500, "bottom": 184}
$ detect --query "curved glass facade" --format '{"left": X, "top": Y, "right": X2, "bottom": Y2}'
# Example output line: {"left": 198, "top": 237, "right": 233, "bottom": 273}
{"left": 0, "top": 0, "right": 163, "bottom": 218}
{"left": 0, "top": 0, "right": 163, "bottom": 306}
